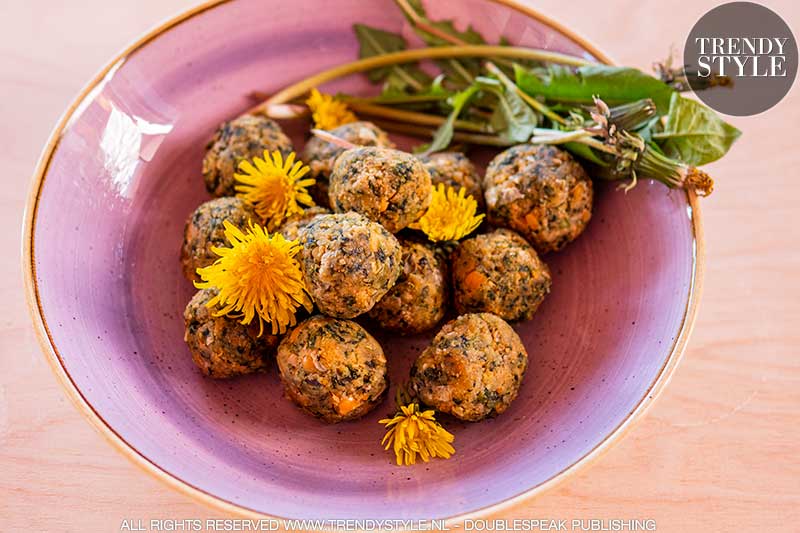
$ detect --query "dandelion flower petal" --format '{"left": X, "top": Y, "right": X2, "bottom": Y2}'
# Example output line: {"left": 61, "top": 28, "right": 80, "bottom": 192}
{"left": 410, "top": 184, "right": 484, "bottom": 242}
{"left": 195, "top": 220, "right": 312, "bottom": 335}
{"left": 234, "top": 150, "right": 315, "bottom": 230}
{"left": 379, "top": 402, "right": 455, "bottom": 466}
{"left": 306, "top": 88, "right": 357, "bottom": 131}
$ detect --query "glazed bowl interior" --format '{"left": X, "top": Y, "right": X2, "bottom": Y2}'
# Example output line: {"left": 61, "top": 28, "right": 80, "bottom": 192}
{"left": 28, "top": 0, "right": 697, "bottom": 520}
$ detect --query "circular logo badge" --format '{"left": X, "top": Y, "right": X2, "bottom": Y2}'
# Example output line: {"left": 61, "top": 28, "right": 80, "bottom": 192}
{"left": 684, "top": 1, "right": 797, "bottom": 116}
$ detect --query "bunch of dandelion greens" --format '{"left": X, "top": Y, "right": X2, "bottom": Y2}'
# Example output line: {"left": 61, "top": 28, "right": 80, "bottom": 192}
{"left": 249, "top": 0, "right": 740, "bottom": 197}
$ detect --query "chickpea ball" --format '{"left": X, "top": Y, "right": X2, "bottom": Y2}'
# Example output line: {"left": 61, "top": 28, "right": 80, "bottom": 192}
{"left": 299, "top": 213, "right": 402, "bottom": 318}
{"left": 452, "top": 229, "right": 551, "bottom": 322}
{"left": 302, "top": 121, "right": 395, "bottom": 207}
{"left": 276, "top": 206, "right": 331, "bottom": 242}
{"left": 368, "top": 239, "right": 448, "bottom": 335}
{"left": 202, "top": 114, "right": 294, "bottom": 197}
{"left": 183, "top": 288, "right": 279, "bottom": 379}
{"left": 328, "top": 147, "right": 432, "bottom": 233}
{"left": 410, "top": 313, "right": 528, "bottom": 421}
{"left": 277, "top": 315, "right": 388, "bottom": 422}
{"left": 180, "top": 197, "right": 259, "bottom": 282}
{"left": 418, "top": 151, "right": 485, "bottom": 210}
{"left": 483, "top": 144, "right": 593, "bottom": 252}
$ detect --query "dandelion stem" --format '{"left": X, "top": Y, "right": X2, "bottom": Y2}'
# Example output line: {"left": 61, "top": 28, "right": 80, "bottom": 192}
{"left": 395, "top": 0, "right": 463, "bottom": 45}
{"left": 248, "top": 45, "right": 592, "bottom": 114}
{"left": 529, "top": 129, "right": 593, "bottom": 145}
{"left": 575, "top": 136, "right": 618, "bottom": 154}
{"left": 310, "top": 129, "right": 358, "bottom": 149}
{"left": 249, "top": 101, "right": 308, "bottom": 119}
{"left": 340, "top": 93, "right": 450, "bottom": 105}
{"left": 393, "top": 0, "right": 516, "bottom": 70}
{"left": 347, "top": 101, "right": 490, "bottom": 132}
{"left": 249, "top": 93, "right": 489, "bottom": 133}
{"left": 370, "top": 119, "right": 514, "bottom": 146}
{"left": 447, "top": 58, "right": 477, "bottom": 85}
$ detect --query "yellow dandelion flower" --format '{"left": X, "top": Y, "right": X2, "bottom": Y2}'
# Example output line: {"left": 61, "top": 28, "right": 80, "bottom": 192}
{"left": 235, "top": 150, "right": 315, "bottom": 231}
{"left": 195, "top": 220, "right": 312, "bottom": 335}
{"left": 306, "top": 88, "right": 357, "bottom": 130}
{"left": 380, "top": 402, "right": 455, "bottom": 466}
{"left": 410, "top": 184, "right": 484, "bottom": 242}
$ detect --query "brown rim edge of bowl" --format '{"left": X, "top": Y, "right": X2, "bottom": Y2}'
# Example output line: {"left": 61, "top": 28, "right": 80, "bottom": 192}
{"left": 21, "top": 0, "right": 705, "bottom": 524}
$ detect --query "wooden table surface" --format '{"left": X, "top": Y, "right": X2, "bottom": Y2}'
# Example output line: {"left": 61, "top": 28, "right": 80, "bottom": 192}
{"left": 2, "top": 1, "right": 798, "bottom": 531}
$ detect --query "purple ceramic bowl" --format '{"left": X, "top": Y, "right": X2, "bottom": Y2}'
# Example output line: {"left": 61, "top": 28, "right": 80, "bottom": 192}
{"left": 24, "top": 0, "right": 703, "bottom": 521}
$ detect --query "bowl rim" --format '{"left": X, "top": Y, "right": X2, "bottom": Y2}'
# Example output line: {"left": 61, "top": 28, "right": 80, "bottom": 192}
{"left": 22, "top": 0, "right": 705, "bottom": 523}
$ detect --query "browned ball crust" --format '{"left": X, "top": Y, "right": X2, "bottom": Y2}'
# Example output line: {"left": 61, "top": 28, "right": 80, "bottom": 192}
{"left": 299, "top": 213, "right": 402, "bottom": 318}
{"left": 277, "top": 315, "right": 388, "bottom": 423}
{"left": 302, "top": 121, "right": 395, "bottom": 208}
{"left": 328, "top": 147, "right": 432, "bottom": 233}
{"left": 180, "top": 197, "right": 259, "bottom": 282}
{"left": 202, "top": 114, "right": 294, "bottom": 197}
{"left": 418, "top": 152, "right": 485, "bottom": 210}
{"left": 452, "top": 229, "right": 551, "bottom": 321}
{"left": 410, "top": 313, "right": 528, "bottom": 421}
{"left": 368, "top": 239, "right": 448, "bottom": 334}
{"left": 483, "top": 144, "right": 593, "bottom": 252}
{"left": 276, "top": 206, "right": 331, "bottom": 242}
{"left": 183, "top": 288, "right": 280, "bottom": 378}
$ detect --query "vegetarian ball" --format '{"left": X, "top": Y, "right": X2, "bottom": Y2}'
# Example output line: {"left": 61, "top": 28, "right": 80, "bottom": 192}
{"left": 452, "top": 229, "right": 551, "bottom": 322}
{"left": 180, "top": 197, "right": 259, "bottom": 282}
{"left": 277, "top": 315, "right": 388, "bottom": 423}
{"left": 183, "top": 288, "right": 279, "bottom": 379}
{"left": 302, "top": 121, "right": 395, "bottom": 207}
{"left": 483, "top": 144, "right": 593, "bottom": 252}
{"left": 410, "top": 313, "right": 528, "bottom": 421}
{"left": 368, "top": 239, "right": 448, "bottom": 335}
{"left": 328, "top": 147, "right": 432, "bottom": 233}
{"left": 202, "top": 114, "right": 294, "bottom": 197}
{"left": 418, "top": 151, "right": 485, "bottom": 210}
{"left": 299, "top": 212, "right": 402, "bottom": 318}
{"left": 276, "top": 206, "right": 331, "bottom": 242}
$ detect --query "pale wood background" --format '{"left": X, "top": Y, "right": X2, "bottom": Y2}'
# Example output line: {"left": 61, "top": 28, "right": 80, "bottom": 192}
{"left": 1, "top": 1, "right": 798, "bottom": 531}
